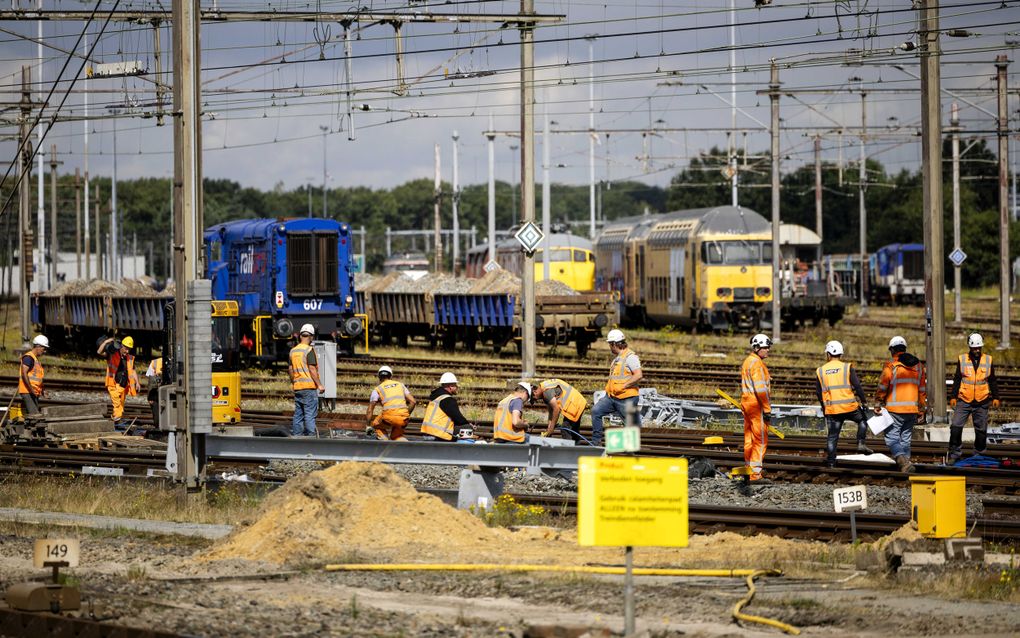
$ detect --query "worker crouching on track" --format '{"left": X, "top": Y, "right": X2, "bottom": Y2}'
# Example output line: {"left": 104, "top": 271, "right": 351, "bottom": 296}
{"left": 366, "top": 365, "right": 416, "bottom": 441}
{"left": 875, "top": 336, "right": 926, "bottom": 473}
{"left": 815, "top": 340, "right": 872, "bottom": 467}
{"left": 421, "top": 372, "right": 474, "bottom": 442}
{"left": 18, "top": 335, "right": 50, "bottom": 415}
{"left": 590, "top": 329, "right": 643, "bottom": 447}
{"left": 494, "top": 382, "right": 533, "bottom": 444}
{"left": 741, "top": 334, "right": 773, "bottom": 481}
{"left": 948, "top": 332, "right": 1000, "bottom": 463}
{"left": 531, "top": 378, "right": 587, "bottom": 442}
{"left": 98, "top": 335, "right": 140, "bottom": 429}
{"left": 289, "top": 324, "right": 325, "bottom": 437}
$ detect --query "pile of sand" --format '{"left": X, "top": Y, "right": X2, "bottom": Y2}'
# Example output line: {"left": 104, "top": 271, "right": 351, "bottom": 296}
{"left": 536, "top": 279, "right": 580, "bottom": 296}
{"left": 869, "top": 521, "right": 923, "bottom": 552}
{"left": 200, "top": 462, "right": 511, "bottom": 566}
{"left": 468, "top": 268, "right": 521, "bottom": 294}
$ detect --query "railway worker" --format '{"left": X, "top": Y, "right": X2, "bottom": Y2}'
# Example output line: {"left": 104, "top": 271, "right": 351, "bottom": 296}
{"left": 421, "top": 372, "right": 474, "bottom": 442}
{"left": 590, "top": 329, "right": 643, "bottom": 446}
{"left": 97, "top": 335, "right": 140, "bottom": 428}
{"left": 493, "top": 382, "right": 533, "bottom": 444}
{"left": 289, "top": 324, "right": 325, "bottom": 437}
{"left": 366, "top": 365, "right": 416, "bottom": 442}
{"left": 874, "top": 336, "right": 926, "bottom": 473}
{"left": 947, "top": 333, "right": 1000, "bottom": 463}
{"left": 741, "top": 334, "right": 773, "bottom": 481}
{"left": 815, "top": 340, "right": 872, "bottom": 468}
{"left": 18, "top": 335, "right": 50, "bottom": 415}
{"left": 145, "top": 357, "right": 163, "bottom": 428}
{"left": 531, "top": 378, "right": 587, "bottom": 442}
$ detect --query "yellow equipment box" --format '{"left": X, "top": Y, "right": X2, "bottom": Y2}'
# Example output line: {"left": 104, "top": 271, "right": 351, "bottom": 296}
{"left": 909, "top": 476, "right": 966, "bottom": 539}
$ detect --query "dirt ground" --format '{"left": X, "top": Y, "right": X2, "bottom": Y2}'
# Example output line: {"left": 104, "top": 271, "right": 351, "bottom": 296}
{"left": 2, "top": 463, "right": 1019, "bottom": 637}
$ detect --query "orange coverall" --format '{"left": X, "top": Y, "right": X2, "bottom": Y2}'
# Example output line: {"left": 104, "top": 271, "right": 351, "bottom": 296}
{"left": 740, "top": 353, "right": 772, "bottom": 480}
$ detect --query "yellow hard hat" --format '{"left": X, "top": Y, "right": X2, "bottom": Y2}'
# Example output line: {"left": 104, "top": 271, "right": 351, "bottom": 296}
{"left": 121, "top": 336, "right": 135, "bottom": 349}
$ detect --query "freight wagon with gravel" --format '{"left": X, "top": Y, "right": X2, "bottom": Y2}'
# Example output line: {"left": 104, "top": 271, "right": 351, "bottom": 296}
{"left": 355, "top": 271, "right": 616, "bottom": 355}
{"left": 204, "top": 218, "right": 364, "bottom": 363}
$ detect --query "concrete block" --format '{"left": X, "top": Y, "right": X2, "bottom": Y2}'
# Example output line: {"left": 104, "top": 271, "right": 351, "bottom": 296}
{"left": 41, "top": 404, "right": 106, "bottom": 418}
{"left": 47, "top": 420, "right": 116, "bottom": 434}
{"left": 901, "top": 552, "right": 947, "bottom": 568}
{"left": 855, "top": 549, "right": 888, "bottom": 572}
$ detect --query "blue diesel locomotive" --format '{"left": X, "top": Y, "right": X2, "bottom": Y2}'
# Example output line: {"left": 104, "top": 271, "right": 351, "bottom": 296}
{"left": 204, "top": 218, "right": 363, "bottom": 362}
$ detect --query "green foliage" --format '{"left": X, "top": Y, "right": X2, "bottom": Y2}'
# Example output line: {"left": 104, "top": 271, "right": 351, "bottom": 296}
{"left": 472, "top": 494, "right": 548, "bottom": 528}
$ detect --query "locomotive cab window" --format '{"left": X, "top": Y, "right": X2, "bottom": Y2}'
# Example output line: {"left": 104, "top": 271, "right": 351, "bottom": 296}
{"left": 702, "top": 241, "right": 772, "bottom": 265}
{"left": 573, "top": 250, "right": 588, "bottom": 262}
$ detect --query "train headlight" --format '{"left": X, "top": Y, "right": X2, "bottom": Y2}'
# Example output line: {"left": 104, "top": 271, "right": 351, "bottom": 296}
{"left": 345, "top": 295, "right": 353, "bottom": 305}
{"left": 716, "top": 287, "right": 732, "bottom": 297}
{"left": 756, "top": 287, "right": 771, "bottom": 297}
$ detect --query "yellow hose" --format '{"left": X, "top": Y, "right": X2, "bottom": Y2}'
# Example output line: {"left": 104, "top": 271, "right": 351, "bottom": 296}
{"left": 732, "top": 569, "right": 801, "bottom": 635}
{"left": 325, "top": 563, "right": 773, "bottom": 577}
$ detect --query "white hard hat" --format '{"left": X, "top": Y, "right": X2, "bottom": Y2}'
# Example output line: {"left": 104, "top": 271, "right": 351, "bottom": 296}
{"left": 606, "top": 329, "right": 626, "bottom": 343}
{"left": 439, "top": 372, "right": 458, "bottom": 385}
{"left": 968, "top": 333, "right": 984, "bottom": 348}
{"left": 299, "top": 323, "right": 316, "bottom": 336}
{"left": 517, "top": 382, "right": 533, "bottom": 394}
{"left": 888, "top": 335, "right": 907, "bottom": 349}
{"left": 750, "top": 333, "right": 772, "bottom": 349}
{"left": 825, "top": 340, "right": 844, "bottom": 356}
{"left": 378, "top": 365, "right": 393, "bottom": 376}
{"left": 32, "top": 334, "right": 49, "bottom": 348}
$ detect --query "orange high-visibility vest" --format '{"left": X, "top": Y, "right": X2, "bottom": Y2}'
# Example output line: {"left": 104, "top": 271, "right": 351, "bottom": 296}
{"left": 540, "top": 378, "right": 586, "bottom": 422}
{"left": 289, "top": 344, "right": 316, "bottom": 391}
{"left": 886, "top": 362, "right": 921, "bottom": 413}
{"left": 493, "top": 394, "right": 524, "bottom": 442}
{"left": 421, "top": 394, "right": 454, "bottom": 440}
{"left": 106, "top": 351, "right": 139, "bottom": 395}
{"left": 816, "top": 360, "right": 860, "bottom": 415}
{"left": 958, "top": 353, "right": 992, "bottom": 403}
{"left": 740, "top": 354, "right": 771, "bottom": 412}
{"left": 18, "top": 351, "right": 44, "bottom": 395}
{"left": 374, "top": 380, "right": 409, "bottom": 412}
{"left": 605, "top": 348, "right": 639, "bottom": 399}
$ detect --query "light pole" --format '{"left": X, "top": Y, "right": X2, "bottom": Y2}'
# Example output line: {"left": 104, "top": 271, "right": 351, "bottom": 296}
{"left": 509, "top": 143, "right": 519, "bottom": 226}
{"left": 319, "top": 125, "right": 329, "bottom": 217}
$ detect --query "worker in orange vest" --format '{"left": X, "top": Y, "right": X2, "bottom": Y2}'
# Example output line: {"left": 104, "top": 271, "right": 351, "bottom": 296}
{"left": 493, "top": 382, "right": 532, "bottom": 444}
{"left": 18, "top": 335, "right": 50, "bottom": 415}
{"left": 366, "top": 365, "right": 416, "bottom": 441}
{"left": 948, "top": 333, "right": 1000, "bottom": 463}
{"left": 98, "top": 335, "right": 140, "bottom": 428}
{"left": 874, "top": 336, "right": 926, "bottom": 473}
{"left": 815, "top": 340, "right": 872, "bottom": 467}
{"left": 531, "top": 378, "right": 587, "bottom": 441}
{"left": 421, "top": 372, "right": 474, "bottom": 442}
{"left": 289, "top": 324, "right": 325, "bottom": 436}
{"left": 741, "top": 333, "right": 773, "bottom": 481}
{"left": 590, "top": 329, "right": 643, "bottom": 446}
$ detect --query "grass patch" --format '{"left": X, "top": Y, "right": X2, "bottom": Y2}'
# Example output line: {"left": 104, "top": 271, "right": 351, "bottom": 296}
{"left": 0, "top": 475, "right": 265, "bottom": 526}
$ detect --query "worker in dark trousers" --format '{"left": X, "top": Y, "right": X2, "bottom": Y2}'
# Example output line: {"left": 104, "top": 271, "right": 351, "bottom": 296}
{"left": 18, "top": 335, "right": 50, "bottom": 415}
{"left": 421, "top": 372, "right": 475, "bottom": 441}
{"left": 815, "top": 340, "right": 872, "bottom": 467}
{"left": 875, "top": 336, "right": 926, "bottom": 473}
{"left": 948, "top": 333, "right": 1000, "bottom": 463}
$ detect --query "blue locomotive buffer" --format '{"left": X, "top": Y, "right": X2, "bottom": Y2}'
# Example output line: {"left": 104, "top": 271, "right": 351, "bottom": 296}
{"left": 204, "top": 218, "right": 363, "bottom": 361}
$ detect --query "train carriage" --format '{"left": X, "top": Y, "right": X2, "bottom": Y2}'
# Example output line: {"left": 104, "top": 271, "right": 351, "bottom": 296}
{"left": 465, "top": 233, "right": 595, "bottom": 291}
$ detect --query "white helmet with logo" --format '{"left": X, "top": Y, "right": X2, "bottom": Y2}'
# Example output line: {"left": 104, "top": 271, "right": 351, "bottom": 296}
{"left": 32, "top": 334, "right": 50, "bottom": 348}
{"left": 439, "top": 372, "right": 458, "bottom": 385}
{"left": 299, "top": 323, "right": 316, "bottom": 336}
{"left": 888, "top": 335, "right": 907, "bottom": 349}
{"left": 378, "top": 365, "right": 393, "bottom": 377}
{"left": 968, "top": 333, "right": 984, "bottom": 348}
{"left": 605, "top": 329, "right": 626, "bottom": 343}
{"left": 750, "top": 333, "right": 772, "bottom": 350}
{"left": 825, "top": 340, "right": 844, "bottom": 356}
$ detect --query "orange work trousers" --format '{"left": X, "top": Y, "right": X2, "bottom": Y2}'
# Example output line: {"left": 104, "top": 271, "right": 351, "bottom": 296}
{"left": 371, "top": 409, "right": 409, "bottom": 441}
{"left": 106, "top": 382, "right": 127, "bottom": 420}
{"left": 742, "top": 407, "right": 768, "bottom": 480}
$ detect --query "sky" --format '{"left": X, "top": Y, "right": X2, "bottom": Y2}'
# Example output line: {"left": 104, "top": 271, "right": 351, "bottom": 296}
{"left": 1, "top": 0, "right": 1019, "bottom": 199}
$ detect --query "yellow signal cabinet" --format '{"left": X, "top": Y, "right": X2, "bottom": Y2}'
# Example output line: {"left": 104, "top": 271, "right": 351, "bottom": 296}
{"left": 909, "top": 476, "right": 966, "bottom": 539}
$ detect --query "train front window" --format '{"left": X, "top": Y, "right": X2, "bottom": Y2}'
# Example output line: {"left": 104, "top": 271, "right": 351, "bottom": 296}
{"left": 547, "top": 249, "right": 571, "bottom": 261}
{"left": 702, "top": 241, "right": 771, "bottom": 265}
{"left": 573, "top": 250, "right": 588, "bottom": 263}
{"left": 211, "top": 316, "right": 240, "bottom": 372}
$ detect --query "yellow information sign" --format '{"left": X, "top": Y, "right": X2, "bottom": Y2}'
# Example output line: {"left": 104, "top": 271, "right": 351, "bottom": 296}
{"left": 578, "top": 456, "right": 688, "bottom": 547}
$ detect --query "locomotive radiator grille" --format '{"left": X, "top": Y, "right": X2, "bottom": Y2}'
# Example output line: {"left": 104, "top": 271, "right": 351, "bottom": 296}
{"left": 287, "top": 232, "right": 339, "bottom": 296}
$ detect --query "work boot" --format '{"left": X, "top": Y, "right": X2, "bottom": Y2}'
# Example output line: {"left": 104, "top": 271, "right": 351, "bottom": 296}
{"left": 856, "top": 441, "right": 874, "bottom": 455}
{"left": 895, "top": 455, "right": 915, "bottom": 473}
{"left": 946, "top": 452, "right": 962, "bottom": 465}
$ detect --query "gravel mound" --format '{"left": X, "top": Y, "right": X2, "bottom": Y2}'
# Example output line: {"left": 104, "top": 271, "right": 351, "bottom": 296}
{"left": 536, "top": 279, "right": 580, "bottom": 296}
{"left": 43, "top": 278, "right": 169, "bottom": 297}
{"left": 201, "top": 461, "right": 511, "bottom": 566}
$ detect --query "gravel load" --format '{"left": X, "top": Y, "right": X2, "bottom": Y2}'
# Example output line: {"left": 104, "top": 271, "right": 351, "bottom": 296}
{"left": 43, "top": 278, "right": 170, "bottom": 297}
{"left": 536, "top": 279, "right": 581, "bottom": 296}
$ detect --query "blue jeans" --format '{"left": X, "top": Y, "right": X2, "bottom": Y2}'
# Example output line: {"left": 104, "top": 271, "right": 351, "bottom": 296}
{"left": 292, "top": 389, "right": 319, "bottom": 436}
{"left": 884, "top": 411, "right": 916, "bottom": 459}
{"left": 590, "top": 395, "right": 641, "bottom": 446}
{"left": 824, "top": 413, "right": 867, "bottom": 464}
